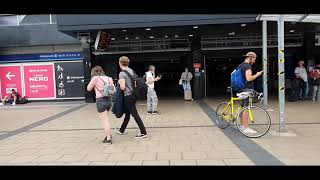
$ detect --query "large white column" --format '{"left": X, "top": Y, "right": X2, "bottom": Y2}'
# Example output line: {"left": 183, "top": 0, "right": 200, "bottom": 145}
{"left": 262, "top": 20, "right": 268, "bottom": 106}
{"left": 277, "top": 15, "right": 286, "bottom": 132}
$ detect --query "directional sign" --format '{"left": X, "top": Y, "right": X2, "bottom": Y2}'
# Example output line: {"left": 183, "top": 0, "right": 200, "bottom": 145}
{"left": 6, "top": 72, "right": 16, "bottom": 80}
{"left": 54, "top": 61, "right": 84, "bottom": 98}
{"left": 0, "top": 65, "right": 22, "bottom": 98}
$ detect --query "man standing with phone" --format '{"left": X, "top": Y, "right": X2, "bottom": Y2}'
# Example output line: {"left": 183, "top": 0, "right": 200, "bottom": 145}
{"left": 236, "top": 52, "right": 263, "bottom": 134}
{"left": 146, "top": 65, "right": 161, "bottom": 115}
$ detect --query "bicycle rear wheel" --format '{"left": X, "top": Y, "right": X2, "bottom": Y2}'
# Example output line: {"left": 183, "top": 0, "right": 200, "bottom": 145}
{"left": 236, "top": 106, "right": 271, "bottom": 138}
{"left": 215, "top": 102, "right": 232, "bottom": 129}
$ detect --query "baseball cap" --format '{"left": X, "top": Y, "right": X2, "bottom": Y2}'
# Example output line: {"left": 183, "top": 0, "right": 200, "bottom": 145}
{"left": 243, "top": 52, "right": 257, "bottom": 57}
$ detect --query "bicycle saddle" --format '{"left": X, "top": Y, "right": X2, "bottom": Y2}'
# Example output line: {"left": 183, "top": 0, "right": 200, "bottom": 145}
{"left": 236, "top": 92, "right": 252, "bottom": 99}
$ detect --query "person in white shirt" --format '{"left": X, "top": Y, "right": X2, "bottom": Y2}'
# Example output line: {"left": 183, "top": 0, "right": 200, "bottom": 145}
{"left": 180, "top": 68, "right": 193, "bottom": 100}
{"left": 146, "top": 65, "right": 161, "bottom": 115}
{"left": 181, "top": 68, "right": 193, "bottom": 91}
{"left": 294, "top": 60, "right": 309, "bottom": 100}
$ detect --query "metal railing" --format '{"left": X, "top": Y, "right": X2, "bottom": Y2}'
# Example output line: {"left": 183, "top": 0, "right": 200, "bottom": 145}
{"left": 201, "top": 34, "right": 303, "bottom": 50}
{"left": 94, "top": 38, "right": 191, "bottom": 55}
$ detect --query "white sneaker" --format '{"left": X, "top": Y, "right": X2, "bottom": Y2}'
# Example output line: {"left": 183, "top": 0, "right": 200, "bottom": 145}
{"left": 243, "top": 128, "right": 257, "bottom": 134}
{"left": 115, "top": 128, "right": 124, "bottom": 135}
{"left": 0, "top": 103, "right": 3, "bottom": 106}
{"left": 238, "top": 125, "right": 245, "bottom": 131}
{"left": 11, "top": 102, "right": 16, "bottom": 106}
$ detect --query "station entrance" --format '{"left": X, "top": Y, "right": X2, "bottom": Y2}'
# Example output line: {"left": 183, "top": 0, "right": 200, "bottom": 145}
{"left": 205, "top": 57, "right": 244, "bottom": 96}
{"left": 93, "top": 51, "right": 191, "bottom": 98}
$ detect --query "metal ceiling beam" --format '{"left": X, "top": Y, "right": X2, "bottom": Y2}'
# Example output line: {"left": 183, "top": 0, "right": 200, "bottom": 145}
{"left": 256, "top": 14, "right": 261, "bottom": 21}
{"left": 257, "top": 14, "right": 320, "bottom": 23}
{"left": 298, "top": 14, "right": 308, "bottom": 22}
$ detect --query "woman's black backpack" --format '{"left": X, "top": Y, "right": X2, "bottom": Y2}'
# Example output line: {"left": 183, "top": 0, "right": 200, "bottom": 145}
{"left": 122, "top": 70, "right": 148, "bottom": 100}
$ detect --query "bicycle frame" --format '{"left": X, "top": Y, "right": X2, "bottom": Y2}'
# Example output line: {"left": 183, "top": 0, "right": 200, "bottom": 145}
{"left": 220, "top": 96, "right": 255, "bottom": 123}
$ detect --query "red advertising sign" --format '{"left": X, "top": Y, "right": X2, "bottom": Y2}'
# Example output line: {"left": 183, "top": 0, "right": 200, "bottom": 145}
{"left": 193, "top": 63, "right": 201, "bottom": 68}
{"left": 0, "top": 65, "right": 22, "bottom": 98}
{"left": 23, "top": 64, "right": 55, "bottom": 99}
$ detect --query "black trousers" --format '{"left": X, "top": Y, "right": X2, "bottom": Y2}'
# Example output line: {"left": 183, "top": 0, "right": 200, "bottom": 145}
{"left": 120, "top": 94, "right": 147, "bottom": 135}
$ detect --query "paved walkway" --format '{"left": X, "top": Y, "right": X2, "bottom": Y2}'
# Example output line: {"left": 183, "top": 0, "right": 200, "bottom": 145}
{"left": 0, "top": 98, "right": 319, "bottom": 165}
{"left": 205, "top": 97, "right": 320, "bottom": 165}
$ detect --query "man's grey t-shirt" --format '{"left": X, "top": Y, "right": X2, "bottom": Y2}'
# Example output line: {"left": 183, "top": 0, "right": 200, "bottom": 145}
{"left": 119, "top": 67, "right": 134, "bottom": 96}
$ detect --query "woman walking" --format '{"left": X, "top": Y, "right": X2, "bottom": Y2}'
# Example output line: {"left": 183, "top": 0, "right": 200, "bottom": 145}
{"left": 87, "top": 66, "right": 115, "bottom": 144}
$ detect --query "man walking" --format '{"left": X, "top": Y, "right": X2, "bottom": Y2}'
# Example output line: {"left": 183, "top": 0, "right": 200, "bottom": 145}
{"left": 294, "top": 60, "right": 309, "bottom": 100}
{"left": 236, "top": 52, "right": 263, "bottom": 134}
{"left": 146, "top": 65, "right": 161, "bottom": 115}
{"left": 117, "top": 56, "right": 147, "bottom": 138}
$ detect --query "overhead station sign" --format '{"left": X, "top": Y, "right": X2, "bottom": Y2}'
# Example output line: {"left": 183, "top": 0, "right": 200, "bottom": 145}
{"left": 0, "top": 52, "right": 83, "bottom": 63}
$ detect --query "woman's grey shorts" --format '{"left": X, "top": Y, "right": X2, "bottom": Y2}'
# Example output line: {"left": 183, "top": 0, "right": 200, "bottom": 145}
{"left": 96, "top": 97, "right": 112, "bottom": 113}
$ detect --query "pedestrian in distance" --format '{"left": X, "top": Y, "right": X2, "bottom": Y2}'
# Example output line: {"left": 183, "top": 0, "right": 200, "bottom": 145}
{"left": 146, "top": 65, "right": 161, "bottom": 115}
{"left": 310, "top": 63, "right": 320, "bottom": 101}
{"left": 294, "top": 60, "right": 309, "bottom": 101}
{"left": 180, "top": 68, "right": 193, "bottom": 101}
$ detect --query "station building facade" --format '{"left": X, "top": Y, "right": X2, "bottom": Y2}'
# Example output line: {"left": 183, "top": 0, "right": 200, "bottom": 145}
{"left": 1, "top": 15, "right": 319, "bottom": 102}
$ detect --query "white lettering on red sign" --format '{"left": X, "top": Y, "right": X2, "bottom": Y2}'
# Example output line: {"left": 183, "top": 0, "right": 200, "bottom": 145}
{"left": 29, "top": 77, "right": 49, "bottom": 82}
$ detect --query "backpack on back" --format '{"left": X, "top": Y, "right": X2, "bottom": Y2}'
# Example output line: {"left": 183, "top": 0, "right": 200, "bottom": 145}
{"left": 230, "top": 64, "right": 247, "bottom": 92}
{"left": 123, "top": 70, "right": 148, "bottom": 99}
{"left": 96, "top": 76, "right": 116, "bottom": 98}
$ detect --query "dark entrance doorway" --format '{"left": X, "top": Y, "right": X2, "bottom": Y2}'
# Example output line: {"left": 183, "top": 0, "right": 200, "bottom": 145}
{"left": 128, "top": 58, "right": 187, "bottom": 97}
{"left": 205, "top": 58, "right": 243, "bottom": 96}
{"left": 94, "top": 52, "right": 190, "bottom": 98}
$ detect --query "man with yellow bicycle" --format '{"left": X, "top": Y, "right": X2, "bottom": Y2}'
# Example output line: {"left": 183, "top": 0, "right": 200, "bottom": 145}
{"left": 232, "top": 52, "right": 263, "bottom": 134}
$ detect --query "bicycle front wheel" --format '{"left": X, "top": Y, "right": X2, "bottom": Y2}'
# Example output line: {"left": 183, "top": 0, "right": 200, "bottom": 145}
{"left": 215, "top": 102, "right": 232, "bottom": 129}
{"left": 236, "top": 106, "right": 271, "bottom": 138}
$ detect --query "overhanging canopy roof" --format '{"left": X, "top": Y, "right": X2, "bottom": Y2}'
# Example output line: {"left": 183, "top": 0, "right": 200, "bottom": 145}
{"left": 257, "top": 14, "right": 320, "bottom": 23}
{"left": 57, "top": 14, "right": 257, "bottom": 32}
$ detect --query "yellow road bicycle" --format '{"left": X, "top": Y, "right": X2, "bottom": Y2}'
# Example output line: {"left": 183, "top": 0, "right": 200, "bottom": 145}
{"left": 215, "top": 87, "right": 271, "bottom": 138}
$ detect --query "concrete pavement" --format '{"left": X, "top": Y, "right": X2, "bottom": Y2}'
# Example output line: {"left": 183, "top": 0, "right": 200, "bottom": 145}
{"left": 0, "top": 98, "right": 319, "bottom": 165}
